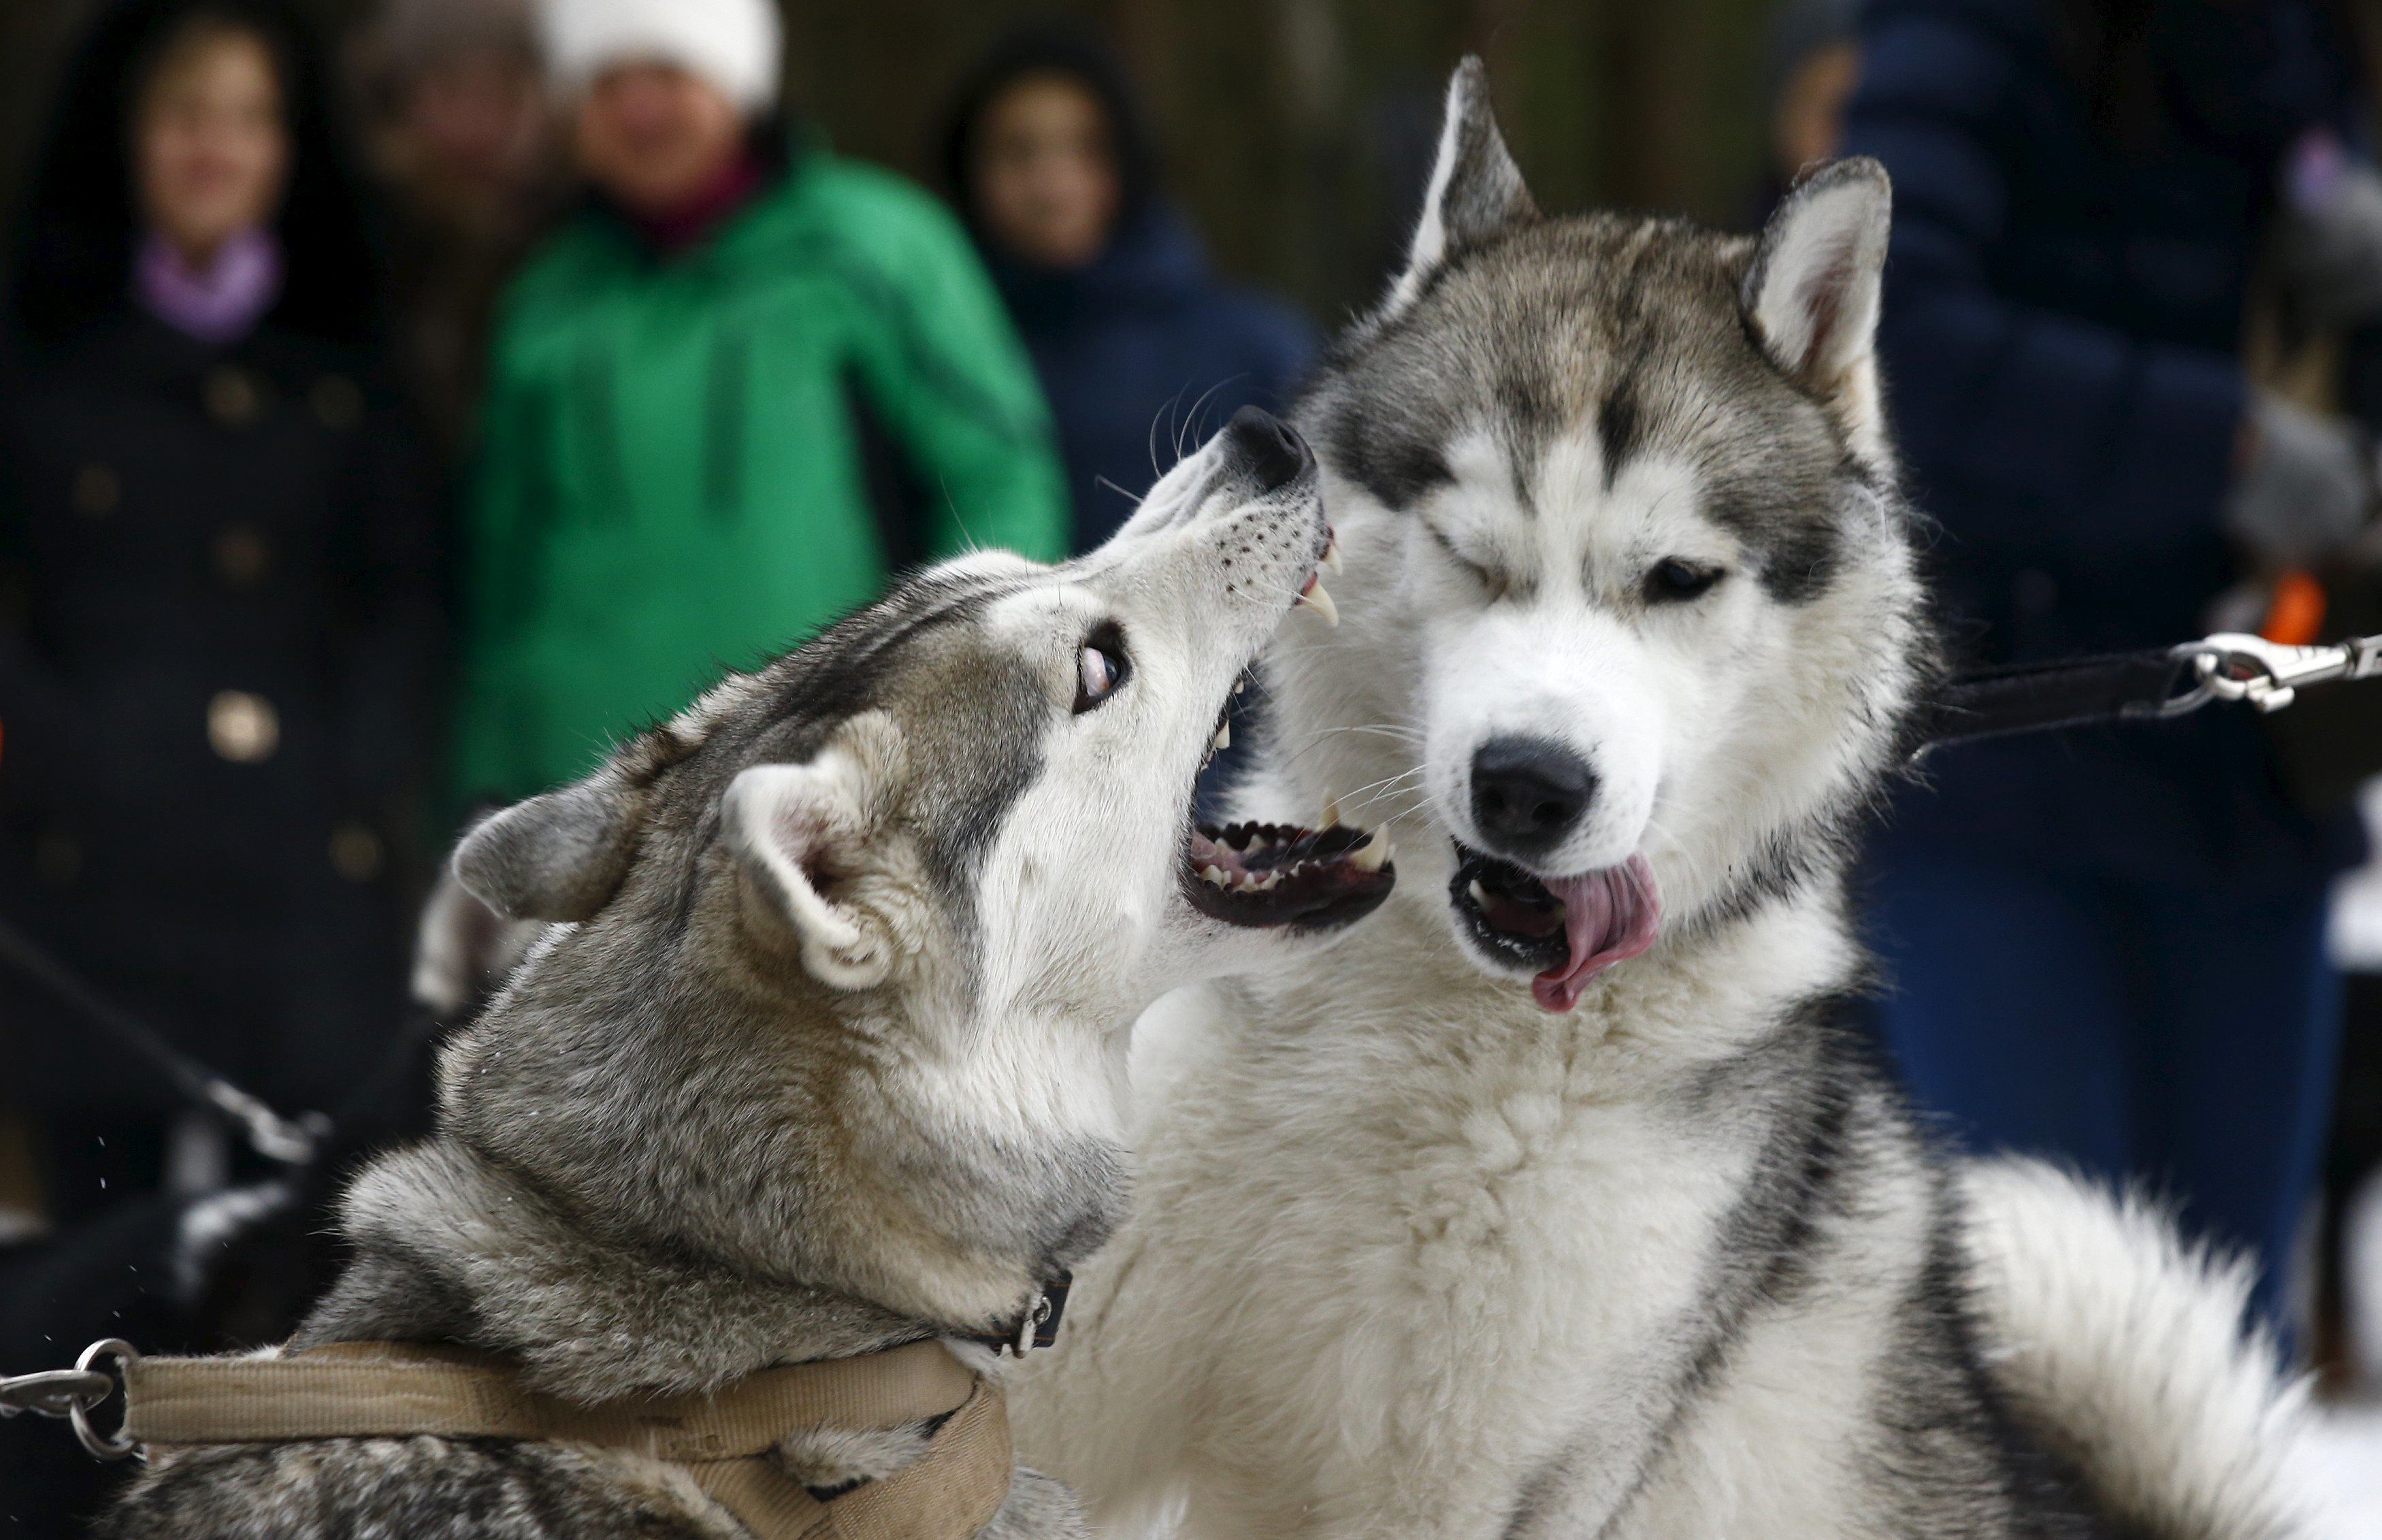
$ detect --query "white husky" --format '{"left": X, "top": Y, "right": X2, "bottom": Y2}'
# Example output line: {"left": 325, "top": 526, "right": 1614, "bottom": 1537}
{"left": 1013, "top": 62, "right": 2315, "bottom": 1540}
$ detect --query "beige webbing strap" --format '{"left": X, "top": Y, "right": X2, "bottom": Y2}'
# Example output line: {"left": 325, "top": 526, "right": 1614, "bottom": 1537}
{"left": 121, "top": 1340, "right": 1013, "bottom": 1540}
{"left": 687, "top": 1380, "right": 1011, "bottom": 1540}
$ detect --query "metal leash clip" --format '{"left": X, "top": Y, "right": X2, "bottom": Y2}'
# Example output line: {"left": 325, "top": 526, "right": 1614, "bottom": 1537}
{"left": 0, "top": 1369, "right": 112, "bottom": 1422}
{"left": 3, "top": 1342, "right": 142, "bottom": 1461}
{"left": 2168, "top": 632, "right": 2382, "bottom": 715}
{"left": 2, "top": 1339, "right": 139, "bottom": 1460}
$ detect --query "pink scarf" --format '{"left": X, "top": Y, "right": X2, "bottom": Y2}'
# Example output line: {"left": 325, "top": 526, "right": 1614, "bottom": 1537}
{"left": 134, "top": 227, "right": 282, "bottom": 344}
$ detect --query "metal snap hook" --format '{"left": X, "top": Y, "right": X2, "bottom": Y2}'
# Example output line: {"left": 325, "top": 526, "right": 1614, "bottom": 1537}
{"left": 0, "top": 1369, "right": 112, "bottom": 1422}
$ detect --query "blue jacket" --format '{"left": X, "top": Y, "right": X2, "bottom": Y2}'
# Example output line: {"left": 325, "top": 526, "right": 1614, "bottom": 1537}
{"left": 983, "top": 205, "right": 1317, "bottom": 552}
{"left": 1842, "top": 0, "right": 2365, "bottom": 888}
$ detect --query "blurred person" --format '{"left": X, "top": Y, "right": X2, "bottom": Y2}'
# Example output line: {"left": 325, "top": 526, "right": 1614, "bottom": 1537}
{"left": 1842, "top": 0, "right": 2377, "bottom": 1332}
{"left": 0, "top": 0, "right": 440, "bottom": 1520}
{"left": 941, "top": 26, "right": 1317, "bottom": 553}
{"left": 451, "top": 0, "right": 1067, "bottom": 811}
{"left": 357, "top": 0, "right": 567, "bottom": 459}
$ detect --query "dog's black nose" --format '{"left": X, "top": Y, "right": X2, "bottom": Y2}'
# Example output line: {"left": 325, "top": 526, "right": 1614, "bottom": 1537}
{"left": 1470, "top": 738, "right": 1596, "bottom": 858}
{"left": 1224, "top": 406, "right": 1313, "bottom": 493}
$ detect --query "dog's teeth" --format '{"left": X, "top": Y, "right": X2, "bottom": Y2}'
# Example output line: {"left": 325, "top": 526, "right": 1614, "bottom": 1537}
{"left": 1256, "top": 872, "right": 1280, "bottom": 890}
{"left": 1212, "top": 721, "right": 1230, "bottom": 751}
{"left": 1298, "top": 580, "right": 1339, "bottom": 627}
{"left": 1349, "top": 834, "right": 1390, "bottom": 873}
{"left": 1322, "top": 532, "right": 1343, "bottom": 574}
{"left": 1201, "top": 865, "right": 1228, "bottom": 887}
{"left": 1468, "top": 878, "right": 1489, "bottom": 906}
{"left": 1246, "top": 834, "right": 1269, "bottom": 851}
{"left": 1234, "top": 678, "right": 1248, "bottom": 696}
{"left": 1320, "top": 795, "right": 1342, "bottom": 830}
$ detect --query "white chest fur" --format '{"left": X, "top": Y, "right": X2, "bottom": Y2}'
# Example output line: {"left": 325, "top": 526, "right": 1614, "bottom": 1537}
{"left": 1015, "top": 894, "right": 1865, "bottom": 1539}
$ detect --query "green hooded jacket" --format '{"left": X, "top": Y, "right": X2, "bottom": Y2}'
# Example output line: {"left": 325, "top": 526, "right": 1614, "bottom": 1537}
{"left": 450, "top": 142, "right": 1067, "bottom": 806}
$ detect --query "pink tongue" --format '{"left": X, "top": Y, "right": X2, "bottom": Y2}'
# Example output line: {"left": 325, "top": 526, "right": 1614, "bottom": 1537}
{"left": 1531, "top": 853, "right": 1661, "bottom": 1013}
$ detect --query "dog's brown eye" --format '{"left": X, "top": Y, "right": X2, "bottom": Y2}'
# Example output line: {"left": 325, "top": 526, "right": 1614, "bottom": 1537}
{"left": 1646, "top": 559, "right": 1723, "bottom": 604}
{"left": 1074, "top": 624, "right": 1130, "bottom": 713}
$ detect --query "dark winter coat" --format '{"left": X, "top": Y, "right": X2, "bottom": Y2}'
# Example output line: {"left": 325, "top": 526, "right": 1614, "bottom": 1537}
{"left": 942, "top": 24, "right": 1318, "bottom": 551}
{"left": 1842, "top": 0, "right": 2366, "bottom": 888}
{"left": 0, "top": 8, "right": 442, "bottom": 1530}
{"left": 983, "top": 206, "right": 1318, "bottom": 551}
{"left": 0, "top": 0, "right": 443, "bottom": 1122}
{"left": 0, "top": 316, "right": 442, "bottom": 1119}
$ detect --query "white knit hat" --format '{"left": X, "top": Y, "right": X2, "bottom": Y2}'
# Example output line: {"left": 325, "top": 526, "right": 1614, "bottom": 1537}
{"left": 539, "top": 0, "right": 781, "bottom": 113}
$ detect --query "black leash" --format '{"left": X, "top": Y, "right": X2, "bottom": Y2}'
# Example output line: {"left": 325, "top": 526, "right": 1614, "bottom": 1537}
{"left": 1921, "top": 630, "right": 2382, "bottom": 754}
{"left": 0, "top": 914, "right": 325, "bottom": 1165}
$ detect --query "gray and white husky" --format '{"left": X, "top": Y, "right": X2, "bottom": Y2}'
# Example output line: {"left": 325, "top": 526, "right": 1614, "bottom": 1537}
{"left": 1013, "top": 64, "right": 2315, "bottom": 1540}
{"left": 97, "top": 408, "right": 1394, "bottom": 1539}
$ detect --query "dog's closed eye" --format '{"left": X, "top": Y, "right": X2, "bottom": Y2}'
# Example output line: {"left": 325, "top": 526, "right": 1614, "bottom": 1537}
{"left": 1426, "top": 526, "right": 1511, "bottom": 600}
{"left": 1645, "top": 559, "right": 1724, "bottom": 604}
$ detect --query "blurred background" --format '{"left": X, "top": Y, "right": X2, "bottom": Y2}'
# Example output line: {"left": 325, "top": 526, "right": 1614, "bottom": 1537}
{"left": 0, "top": 0, "right": 2377, "bottom": 1533}
{"left": 1, "top": 0, "right": 1787, "bottom": 327}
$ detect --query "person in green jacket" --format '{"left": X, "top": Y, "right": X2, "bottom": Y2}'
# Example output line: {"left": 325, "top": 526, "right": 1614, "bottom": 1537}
{"left": 452, "top": 0, "right": 1068, "bottom": 807}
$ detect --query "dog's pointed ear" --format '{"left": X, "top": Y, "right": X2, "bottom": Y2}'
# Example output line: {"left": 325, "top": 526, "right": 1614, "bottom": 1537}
{"left": 453, "top": 771, "right": 646, "bottom": 923}
{"left": 1744, "top": 158, "right": 1893, "bottom": 453}
{"left": 721, "top": 712, "right": 909, "bottom": 992}
{"left": 1376, "top": 56, "right": 1536, "bottom": 326}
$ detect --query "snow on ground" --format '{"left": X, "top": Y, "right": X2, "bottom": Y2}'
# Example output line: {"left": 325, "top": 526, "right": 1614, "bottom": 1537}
{"left": 2306, "top": 1403, "right": 2382, "bottom": 1539}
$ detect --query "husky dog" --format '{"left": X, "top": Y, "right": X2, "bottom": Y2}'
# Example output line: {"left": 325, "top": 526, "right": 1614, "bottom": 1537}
{"left": 1012, "top": 65, "right": 2311, "bottom": 1540}
{"left": 98, "top": 406, "right": 1394, "bottom": 1539}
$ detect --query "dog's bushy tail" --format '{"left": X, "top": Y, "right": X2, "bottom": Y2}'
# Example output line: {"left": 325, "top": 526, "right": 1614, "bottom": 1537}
{"left": 1957, "top": 1157, "right": 2319, "bottom": 1540}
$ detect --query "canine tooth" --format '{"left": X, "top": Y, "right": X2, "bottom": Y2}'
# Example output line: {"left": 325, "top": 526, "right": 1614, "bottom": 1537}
{"left": 1350, "top": 835, "right": 1390, "bottom": 873}
{"left": 1212, "top": 721, "right": 1230, "bottom": 751}
{"left": 1201, "top": 865, "right": 1228, "bottom": 887}
{"left": 1468, "top": 877, "right": 1489, "bottom": 906}
{"left": 1234, "top": 678, "right": 1248, "bottom": 695}
{"left": 1298, "top": 580, "right": 1339, "bottom": 627}
{"left": 1257, "top": 872, "right": 1280, "bottom": 890}
{"left": 1322, "top": 532, "right": 1343, "bottom": 574}
{"left": 1320, "top": 795, "right": 1342, "bottom": 830}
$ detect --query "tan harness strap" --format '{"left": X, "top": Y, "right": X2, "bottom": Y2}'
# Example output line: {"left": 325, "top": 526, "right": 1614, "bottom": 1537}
{"left": 795, "top": 1379, "right": 1011, "bottom": 1540}
{"left": 120, "top": 1341, "right": 1011, "bottom": 1540}
{"left": 684, "top": 1379, "right": 1009, "bottom": 1540}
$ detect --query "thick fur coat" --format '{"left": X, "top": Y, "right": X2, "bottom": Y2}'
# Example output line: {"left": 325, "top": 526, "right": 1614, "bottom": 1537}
{"left": 1011, "top": 63, "right": 2313, "bottom": 1540}
{"left": 96, "top": 409, "right": 1365, "bottom": 1538}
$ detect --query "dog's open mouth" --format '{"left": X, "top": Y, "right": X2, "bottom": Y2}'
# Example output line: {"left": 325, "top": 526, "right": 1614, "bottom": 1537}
{"left": 1184, "top": 819, "right": 1395, "bottom": 932}
{"left": 1450, "top": 845, "right": 1661, "bottom": 1013}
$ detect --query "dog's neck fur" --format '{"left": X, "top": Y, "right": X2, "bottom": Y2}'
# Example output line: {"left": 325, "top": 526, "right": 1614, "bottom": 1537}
{"left": 299, "top": 860, "right": 1126, "bottom": 1405}
{"left": 297, "top": 1136, "right": 932, "bottom": 1401}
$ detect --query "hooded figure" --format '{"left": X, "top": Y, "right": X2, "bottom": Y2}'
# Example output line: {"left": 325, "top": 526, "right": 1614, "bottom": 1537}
{"left": 943, "top": 27, "right": 1318, "bottom": 553}
{"left": 0, "top": 0, "right": 444, "bottom": 1522}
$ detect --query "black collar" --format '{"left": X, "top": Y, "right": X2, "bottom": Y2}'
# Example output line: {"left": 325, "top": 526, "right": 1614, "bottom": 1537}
{"left": 955, "top": 1273, "right": 1071, "bottom": 1358}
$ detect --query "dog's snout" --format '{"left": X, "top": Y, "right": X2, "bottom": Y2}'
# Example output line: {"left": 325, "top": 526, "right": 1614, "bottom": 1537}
{"left": 1470, "top": 738, "right": 1596, "bottom": 859}
{"left": 1223, "top": 406, "right": 1313, "bottom": 493}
